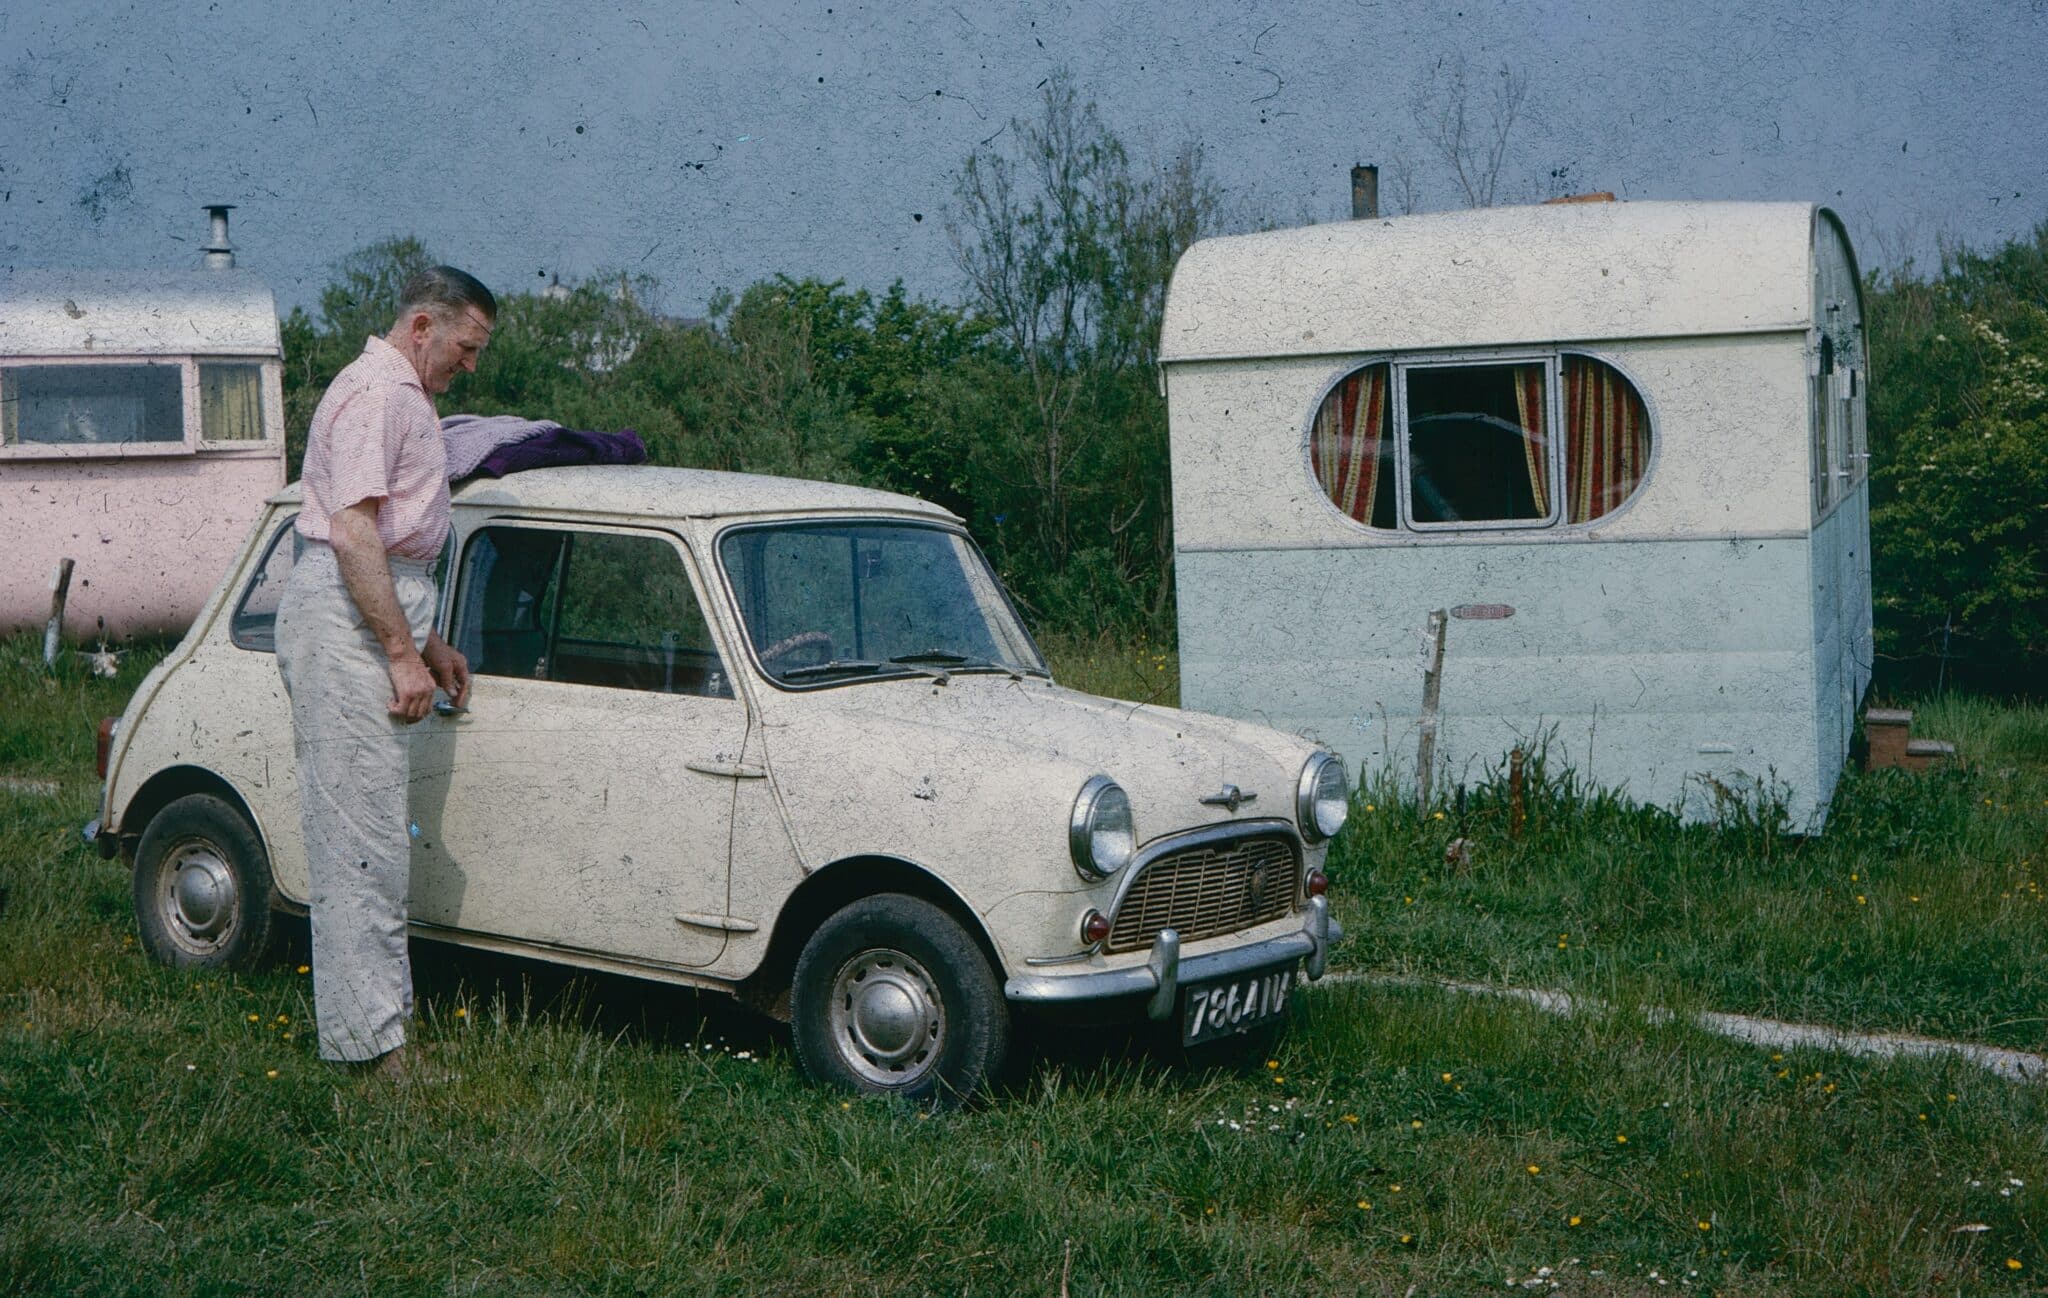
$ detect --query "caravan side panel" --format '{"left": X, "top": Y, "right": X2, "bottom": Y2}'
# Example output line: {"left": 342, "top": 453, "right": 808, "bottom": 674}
{"left": 1178, "top": 536, "right": 1824, "bottom": 823}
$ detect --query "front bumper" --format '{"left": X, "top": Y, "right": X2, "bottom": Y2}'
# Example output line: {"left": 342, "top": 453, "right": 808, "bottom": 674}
{"left": 1003, "top": 896, "right": 1341, "bottom": 1021}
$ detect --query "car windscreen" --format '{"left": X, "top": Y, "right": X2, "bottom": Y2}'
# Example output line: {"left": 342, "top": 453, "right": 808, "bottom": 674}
{"left": 719, "top": 521, "right": 1047, "bottom": 687}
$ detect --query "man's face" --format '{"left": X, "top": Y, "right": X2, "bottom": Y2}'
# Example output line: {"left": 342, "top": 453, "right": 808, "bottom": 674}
{"left": 414, "top": 305, "right": 493, "bottom": 395}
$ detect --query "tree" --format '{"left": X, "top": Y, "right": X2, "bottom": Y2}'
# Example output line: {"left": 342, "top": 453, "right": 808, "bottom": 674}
{"left": 1866, "top": 222, "right": 2048, "bottom": 690}
{"left": 1408, "top": 56, "right": 1529, "bottom": 209}
{"left": 946, "top": 70, "right": 1224, "bottom": 630}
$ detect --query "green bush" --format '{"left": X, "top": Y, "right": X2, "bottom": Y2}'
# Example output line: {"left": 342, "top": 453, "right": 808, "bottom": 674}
{"left": 1866, "top": 223, "right": 2048, "bottom": 691}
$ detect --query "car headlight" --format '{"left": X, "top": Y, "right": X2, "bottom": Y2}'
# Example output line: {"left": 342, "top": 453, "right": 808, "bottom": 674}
{"left": 1297, "top": 751, "right": 1349, "bottom": 843}
{"left": 1069, "top": 775, "right": 1135, "bottom": 879}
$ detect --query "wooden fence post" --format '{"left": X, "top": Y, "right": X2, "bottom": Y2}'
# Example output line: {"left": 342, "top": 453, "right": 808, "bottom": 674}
{"left": 43, "top": 558, "right": 75, "bottom": 669}
{"left": 1416, "top": 609, "right": 1447, "bottom": 816}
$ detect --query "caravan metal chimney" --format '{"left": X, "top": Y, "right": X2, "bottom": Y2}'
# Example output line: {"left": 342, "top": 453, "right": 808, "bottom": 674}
{"left": 202, "top": 205, "right": 236, "bottom": 270}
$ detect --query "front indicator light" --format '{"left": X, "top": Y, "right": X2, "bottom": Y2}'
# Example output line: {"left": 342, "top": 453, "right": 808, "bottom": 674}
{"left": 1306, "top": 870, "right": 1329, "bottom": 898}
{"left": 1082, "top": 910, "right": 1112, "bottom": 945}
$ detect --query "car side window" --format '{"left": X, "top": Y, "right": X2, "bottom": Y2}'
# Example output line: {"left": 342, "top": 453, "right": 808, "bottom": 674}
{"left": 453, "top": 525, "right": 731, "bottom": 698}
{"left": 229, "top": 515, "right": 299, "bottom": 652}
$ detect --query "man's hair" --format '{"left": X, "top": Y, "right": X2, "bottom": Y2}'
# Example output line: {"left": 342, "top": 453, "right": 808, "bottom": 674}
{"left": 395, "top": 266, "right": 497, "bottom": 325}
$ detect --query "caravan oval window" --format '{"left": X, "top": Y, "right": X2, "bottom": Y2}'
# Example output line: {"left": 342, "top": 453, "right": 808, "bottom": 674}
{"left": 1308, "top": 362, "right": 1395, "bottom": 529}
{"left": 1558, "top": 355, "right": 1652, "bottom": 523}
{"left": 1309, "top": 354, "right": 1651, "bottom": 531}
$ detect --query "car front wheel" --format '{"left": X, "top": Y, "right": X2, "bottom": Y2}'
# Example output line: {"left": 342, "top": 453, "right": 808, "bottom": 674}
{"left": 132, "top": 792, "right": 275, "bottom": 971}
{"left": 790, "top": 893, "right": 1008, "bottom": 1107}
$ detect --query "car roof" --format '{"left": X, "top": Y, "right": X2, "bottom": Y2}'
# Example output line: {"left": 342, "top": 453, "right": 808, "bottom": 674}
{"left": 270, "top": 463, "right": 960, "bottom": 523}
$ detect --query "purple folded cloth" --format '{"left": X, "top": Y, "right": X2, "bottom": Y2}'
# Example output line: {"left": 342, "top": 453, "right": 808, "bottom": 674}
{"left": 472, "top": 427, "right": 648, "bottom": 478}
{"left": 440, "top": 414, "right": 560, "bottom": 480}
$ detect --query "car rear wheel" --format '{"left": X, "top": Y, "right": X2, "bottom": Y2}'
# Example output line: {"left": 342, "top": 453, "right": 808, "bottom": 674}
{"left": 132, "top": 792, "right": 275, "bottom": 971}
{"left": 790, "top": 894, "right": 1008, "bottom": 1107}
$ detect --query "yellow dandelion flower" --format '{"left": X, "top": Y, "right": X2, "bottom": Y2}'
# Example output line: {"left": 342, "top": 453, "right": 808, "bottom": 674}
{"left": 297, "top": 964, "right": 310, "bottom": 975}
{"left": 1342, "top": 1114, "right": 1360, "bottom": 1124}
{"left": 1205, "top": 1205, "right": 1216, "bottom": 1216}
{"left": 1569, "top": 1215, "right": 1582, "bottom": 1227}
{"left": 1698, "top": 1220, "right": 1712, "bottom": 1231}
{"left": 1946, "top": 1093, "right": 1957, "bottom": 1103}
{"left": 2008, "top": 1259, "right": 2022, "bottom": 1271}
{"left": 1266, "top": 1059, "right": 1279, "bottom": 1069}
{"left": 275, "top": 1014, "right": 289, "bottom": 1025}
{"left": 1357, "top": 1200, "right": 1372, "bottom": 1211}
{"left": 1918, "top": 1113, "right": 1927, "bottom": 1121}
{"left": 1399, "top": 1233, "right": 1413, "bottom": 1244}
{"left": 454, "top": 1007, "right": 467, "bottom": 1019}
{"left": 1441, "top": 1072, "right": 1453, "bottom": 1083}
{"left": 1616, "top": 1134, "right": 1627, "bottom": 1144}
{"left": 1273, "top": 1075, "right": 1286, "bottom": 1084}
{"left": 1527, "top": 1165, "right": 1541, "bottom": 1175}
{"left": 1410, "top": 1120, "right": 1423, "bottom": 1129}
{"left": 281, "top": 1033, "right": 292, "bottom": 1041}
{"left": 1431, "top": 811, "right": 1445, "bottom": 821}
{"left": 1855, "top": 895, "right": 1866, "bottom": 905}
{"left": 1364, "top": 803, "right": 1375, "bottom": 812}
{"left": 1390, "top": 1184, "right": 1402, "bottom": 1192}
{"left": 265, "top": 1069, "right": 279, "bottom": 1079}
{"left": 247, "top": 1013, "right": 260, "bottom": 1023}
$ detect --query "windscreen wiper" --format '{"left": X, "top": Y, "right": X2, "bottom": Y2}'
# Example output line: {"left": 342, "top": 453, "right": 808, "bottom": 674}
{"left": 892, "top": 651, "right": 1025, "bottom": 682}
{"left": 779, "top": 659, "right": 885, "bottom": 681}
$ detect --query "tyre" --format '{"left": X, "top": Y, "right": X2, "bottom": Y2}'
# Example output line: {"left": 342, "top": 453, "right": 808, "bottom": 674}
{"left": 132, "top": 792, "right": 275, "bottom": 971}
{"left": 790, "top": 894, "right": 1009, "bottom": 1107}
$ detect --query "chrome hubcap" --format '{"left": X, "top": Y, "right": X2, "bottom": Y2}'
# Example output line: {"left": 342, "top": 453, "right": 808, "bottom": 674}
{"left": 829, "top": 948, "right": 945, "bottom": 1087}
{"left": 161, "top": 840, "right": 237, "bottom": 953}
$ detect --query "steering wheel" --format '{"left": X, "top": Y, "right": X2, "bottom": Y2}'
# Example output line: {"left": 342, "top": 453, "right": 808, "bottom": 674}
{"left": 759, "top": 629, "right": 833, "bottom": 668}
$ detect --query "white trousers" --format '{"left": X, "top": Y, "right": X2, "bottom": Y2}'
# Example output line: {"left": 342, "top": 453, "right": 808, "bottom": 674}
{"left": 274, "top": 540, "right": 436, "bottom": 1063}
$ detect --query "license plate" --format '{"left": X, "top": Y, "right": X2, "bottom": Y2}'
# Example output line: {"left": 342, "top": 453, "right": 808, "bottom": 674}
{"left": 1181, "top": 965, "right": 1294, "bottom": 1046}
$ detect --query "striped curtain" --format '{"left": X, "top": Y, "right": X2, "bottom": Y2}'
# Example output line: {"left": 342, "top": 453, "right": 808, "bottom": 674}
{"left": 1309, "top": 364, "right": 1389, "bottom": 525}
{"left": 1564, "top": 356, "right": 1650, "bottom": 522}
{"left": 1512, "top": 364, "right": 1548, "bottom": 512}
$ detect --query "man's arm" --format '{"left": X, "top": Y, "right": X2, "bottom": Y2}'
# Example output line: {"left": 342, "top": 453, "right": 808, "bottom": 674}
{"left": 328, "top": 500, "right": 437, "bottom": 722}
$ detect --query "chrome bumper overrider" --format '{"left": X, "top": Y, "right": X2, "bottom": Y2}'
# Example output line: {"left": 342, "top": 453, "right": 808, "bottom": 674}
{"left": 1003, "top": 897, "right": 1341, "bottom": 1021}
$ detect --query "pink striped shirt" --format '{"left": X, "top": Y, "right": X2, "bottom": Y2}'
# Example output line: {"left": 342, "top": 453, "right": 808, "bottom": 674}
{"left": 295, "top": 336, "right": 450, "bottom": 561}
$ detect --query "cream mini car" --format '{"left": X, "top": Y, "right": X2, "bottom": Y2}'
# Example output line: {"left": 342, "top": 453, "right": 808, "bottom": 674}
{"left": 95, "top": 466, "right": 1345, "bottom": 1102}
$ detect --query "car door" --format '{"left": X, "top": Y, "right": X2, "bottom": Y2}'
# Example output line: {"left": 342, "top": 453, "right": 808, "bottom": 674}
{"left": 408, "top": 520, "right": 753, "bottom": 968}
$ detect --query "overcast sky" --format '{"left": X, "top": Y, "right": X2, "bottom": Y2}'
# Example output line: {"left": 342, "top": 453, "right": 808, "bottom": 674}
{"left": 5, "top": 0, "right": 2044, "bottom": 317}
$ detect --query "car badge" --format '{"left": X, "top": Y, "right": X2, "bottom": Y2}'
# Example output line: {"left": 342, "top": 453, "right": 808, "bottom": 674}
{"left": 1199, "top": 784, "right": 1256, "bottom": 812}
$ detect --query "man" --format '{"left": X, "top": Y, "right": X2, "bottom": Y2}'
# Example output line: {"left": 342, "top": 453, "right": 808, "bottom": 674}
{"left": 274, "top": 267, "right": 494, "bottom": 1075}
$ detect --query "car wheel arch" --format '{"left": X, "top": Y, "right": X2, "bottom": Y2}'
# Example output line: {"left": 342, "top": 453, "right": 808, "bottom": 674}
{"left": 116, "top": 766, "right": 269, "bottom": 872}
{"left": 736, "top": 854, "right": 1005, "bottom": 1023}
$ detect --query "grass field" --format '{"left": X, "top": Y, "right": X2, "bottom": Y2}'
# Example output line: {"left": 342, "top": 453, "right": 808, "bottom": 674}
{"left": 2, "top": 631, "right": 2044, "bottom": 1295}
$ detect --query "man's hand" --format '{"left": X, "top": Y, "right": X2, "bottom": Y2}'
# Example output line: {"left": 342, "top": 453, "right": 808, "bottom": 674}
{"left": 422, "top": 634, "right": 471, "bottom": 709}
{"left": 386, "top": 651, "right": 437, "bottom": 722}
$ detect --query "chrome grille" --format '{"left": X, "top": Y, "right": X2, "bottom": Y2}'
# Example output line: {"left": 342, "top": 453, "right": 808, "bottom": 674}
{"left": 1105, "top": 833, "right": 1300, "bottom": 954}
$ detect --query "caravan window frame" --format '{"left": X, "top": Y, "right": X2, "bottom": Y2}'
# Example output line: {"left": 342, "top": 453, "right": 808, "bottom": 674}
{"left": 0, "top": 353, "right": 283, "bottom": 460}
{"left": 1304, "top": 346, "right": 1659, "bottom": 537}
